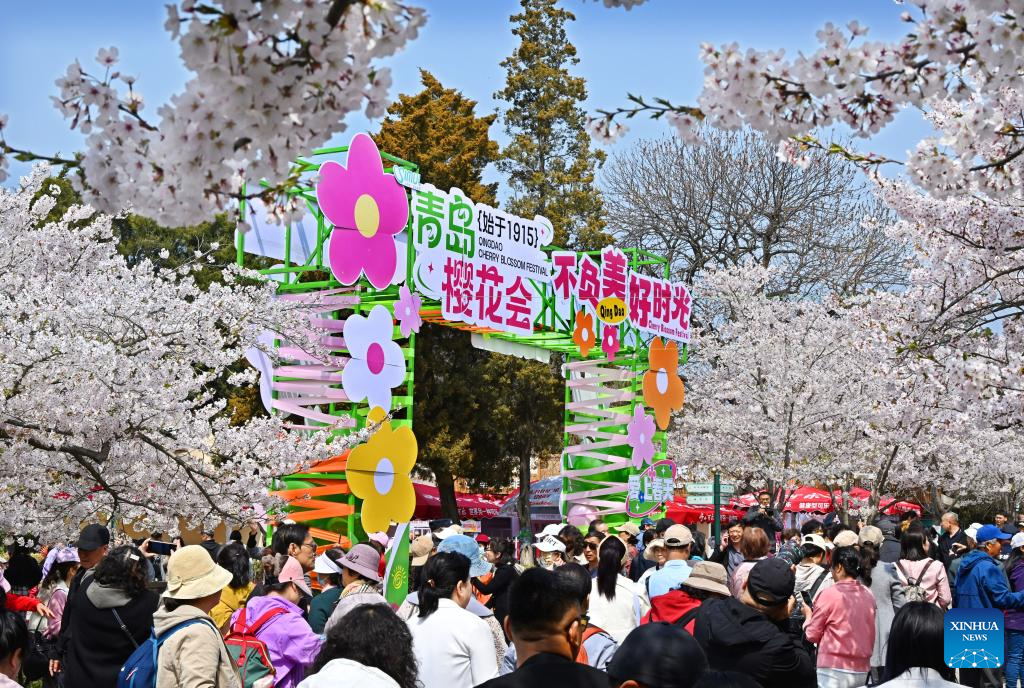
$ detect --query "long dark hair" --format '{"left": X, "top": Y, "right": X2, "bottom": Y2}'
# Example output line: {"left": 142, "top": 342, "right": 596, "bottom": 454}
{"left": 597, "top": 536, "right": 626, "bottom": 600}
{"left": 831, "top": 546, "right": 862, "bottom": 580}
{"left": 41, "top": 560, "right": 78, "bottom": 591}
{"left": 418, "top": 552, "right": 469, "bottom": 619}
{"left": 558, "top": 526, "right": 584, "bottom": 558}
{"left": 92, "top": 546, "right": 149, "bottom": 598}
{"left": 488, "top": 537, "right": 515, "bottom": 568}
{"left": 313, "top": 603, "right": 418, "bottom": 688}
{"left": 900, "top": 530, "right": 928, "bottom": 562}
{"left": 860, "top": 541, "right": 880, "bottom": 587}
{"left": 883, "top": 602, "right": 955, "bottom": 681}
{"left": 217, "top": 542, "right": 252, "bottom": 590}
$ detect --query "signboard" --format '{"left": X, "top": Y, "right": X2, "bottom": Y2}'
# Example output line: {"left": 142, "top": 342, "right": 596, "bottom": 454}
{"left": 626, "top": 459, "right": 677, "bottom": 517}
{"left": 685, "top": 482, "right": 735, "bottom": 495}
{"left": 409, "top": 184, "right": 553, "bottom": 336}
{"left": 401, "top": 182, "right": 692, "bottom": 344}
{"left": 685, "top": 495, "right": 717, "bottom": 506}
{"left": 552, "top": 246, "right": 692, "bottom": 344}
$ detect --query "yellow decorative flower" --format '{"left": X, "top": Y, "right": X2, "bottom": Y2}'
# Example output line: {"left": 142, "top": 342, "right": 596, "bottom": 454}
{"left": 346, "top": 413, "right": 417, "bottom": 533}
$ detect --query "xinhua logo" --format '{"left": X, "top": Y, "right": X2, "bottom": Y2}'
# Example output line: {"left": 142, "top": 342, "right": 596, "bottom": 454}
{"left": 944, "top": 608, "right": 1004, "bottom": 668}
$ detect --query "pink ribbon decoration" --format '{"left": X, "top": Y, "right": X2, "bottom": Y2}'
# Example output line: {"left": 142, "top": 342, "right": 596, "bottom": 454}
{"left": 256, "top": 288, "right": 362, "bottom": 430}
{"left": 560, "top": 359, "right": 638, "bottom": 519}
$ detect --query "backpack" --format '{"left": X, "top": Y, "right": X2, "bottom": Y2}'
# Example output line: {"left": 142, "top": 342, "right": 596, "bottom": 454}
{"left": 897, "top": 559, "right": 936, "bottom": 603}
{"left": 576, "top": 623, "right": 616, "bottom": 665}
{"left": 224, "top": 606, "right": 287, "bottom": 688}
{"left": 116, "top": 618, "right": 215, "bottom": 688}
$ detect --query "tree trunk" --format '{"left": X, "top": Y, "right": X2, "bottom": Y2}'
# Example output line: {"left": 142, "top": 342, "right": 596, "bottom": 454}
{"left": 435, "top": 471, "right": 461, "bottom": 522}
{"left": 518, "top": 451, "right": 534, "bottom": 567}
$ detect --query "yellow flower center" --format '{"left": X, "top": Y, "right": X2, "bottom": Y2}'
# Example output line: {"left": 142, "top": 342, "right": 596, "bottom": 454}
{"left": 354, "top": 193, "right": 380, "bottom": 238}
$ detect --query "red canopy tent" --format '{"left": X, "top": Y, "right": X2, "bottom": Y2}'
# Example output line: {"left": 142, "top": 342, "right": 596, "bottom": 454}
{"left": 412, "top": 483, "right": 504, "bottom": 520}
{"left": 732, "top": 486, "right": 921, "bottom": 515}
{"left": 665, "top": 499, "right": 745, "bottom": 525}
{"left": 731, "top": 486, "right": 835, "bottom": 513}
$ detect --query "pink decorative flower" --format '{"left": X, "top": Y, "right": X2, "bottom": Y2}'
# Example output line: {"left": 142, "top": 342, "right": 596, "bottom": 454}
{"left": 627, "top": 405, "right": 657, "bottom": 470}
{"left": 602, "top": 323, "right": 620, "bottom": 360}
{"left": 394, "top": 285, "right": 422, "bottom": 338}
{"left": 316, "top": 133, "right": 409, "bottom": 289}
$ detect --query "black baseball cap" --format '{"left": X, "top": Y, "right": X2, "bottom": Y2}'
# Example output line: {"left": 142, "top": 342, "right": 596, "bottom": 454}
{"left": 654, "top": 517, "right": 676, "bottom": 533}
{"left": 607, "top": 622, "right": 708, "bottom": 688}
{"left": 747, "top": 557, "right": 795, "bottom": 606}
{"left": 75, "top": 524, "right": 110, "bottom": 551}
{"left": 428, "top": 519, "right": 454, "bottom": 532}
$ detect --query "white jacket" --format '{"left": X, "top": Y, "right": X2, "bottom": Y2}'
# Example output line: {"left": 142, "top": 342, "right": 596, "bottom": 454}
{"left": 588, "top": 574, "right": 649, "bottom": 644}
{"left": 877, "top": 667, "right": 966, "bottom": 688}
{"left": 297, "top": 658, "right": 399, "bottom": 688}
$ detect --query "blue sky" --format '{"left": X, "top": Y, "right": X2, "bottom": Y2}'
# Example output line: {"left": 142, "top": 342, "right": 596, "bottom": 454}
{"left": 1, "top": 1, "right": 929, "bottom": 189}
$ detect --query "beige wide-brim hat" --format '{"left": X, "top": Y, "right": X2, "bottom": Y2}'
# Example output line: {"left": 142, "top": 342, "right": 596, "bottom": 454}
{"left": 164, "top": 545, "right": 233, "bottom": 600}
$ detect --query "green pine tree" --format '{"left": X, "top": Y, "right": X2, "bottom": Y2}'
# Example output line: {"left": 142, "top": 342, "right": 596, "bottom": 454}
{"left": 495, "top": 0, "right": 610, "bottom": 251}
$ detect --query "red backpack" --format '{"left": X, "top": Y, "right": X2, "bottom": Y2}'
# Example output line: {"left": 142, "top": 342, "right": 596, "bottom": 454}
{"left": 224, "top": 606, "right": 287, "bottom": 688}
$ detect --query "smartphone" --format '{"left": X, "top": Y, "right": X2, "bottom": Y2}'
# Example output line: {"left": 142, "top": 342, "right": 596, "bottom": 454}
{"left": 800, "top": 590, "right": 813, "bottom": 608}
{"left": 148, "top": 540, "right": 174, "bottom": 556}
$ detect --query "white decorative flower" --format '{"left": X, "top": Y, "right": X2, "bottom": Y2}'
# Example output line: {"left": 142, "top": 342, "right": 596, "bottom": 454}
{"left": 342, "top": 305, "right": 406, "bottom": 412}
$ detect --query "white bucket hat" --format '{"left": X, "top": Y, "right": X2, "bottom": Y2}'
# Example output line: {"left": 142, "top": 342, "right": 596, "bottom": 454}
{"left": 164, "top": 545, "right": 233, "bottom": 600}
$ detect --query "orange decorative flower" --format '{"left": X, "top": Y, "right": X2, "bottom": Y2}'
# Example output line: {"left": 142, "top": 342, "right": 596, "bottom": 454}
{"left": 643, "top": 337, "right": 685, "bottom": 430}
{"left": 572, "top": 310, "right": 595, "bottom": 357}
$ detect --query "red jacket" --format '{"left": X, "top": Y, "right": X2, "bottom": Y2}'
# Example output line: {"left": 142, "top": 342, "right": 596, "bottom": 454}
{"left": 6, "top": 593, "right": 41, "bottom": 613}
{"left": 642, "top": 589, "right": 701, "bottom": 634}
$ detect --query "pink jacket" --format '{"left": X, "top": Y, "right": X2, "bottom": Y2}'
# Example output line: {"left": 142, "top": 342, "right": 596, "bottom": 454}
{"left": 896, "top": 558, "right": 951, "bottom": 609}
{"left": 804, "top": 579, "right": 876, "bottom": 672}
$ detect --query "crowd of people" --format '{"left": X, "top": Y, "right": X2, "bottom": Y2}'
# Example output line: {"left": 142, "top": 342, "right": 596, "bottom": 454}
{"left": 0, "top": 502, "right": 1022, "bottom": 687}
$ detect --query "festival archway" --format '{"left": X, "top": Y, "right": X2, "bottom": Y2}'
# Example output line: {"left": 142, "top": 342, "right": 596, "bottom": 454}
{"left": 236, "top": 133, "right": 692, "bottom": 571}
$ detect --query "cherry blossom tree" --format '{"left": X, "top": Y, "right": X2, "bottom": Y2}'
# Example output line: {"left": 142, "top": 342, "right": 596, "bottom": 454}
{"left": 673, "top": 264, "right": 873, "bottom": 508}
{"left": 0, "top": 0, "right": 426, "bottom": 226}
{"left": 674, "top": 262, "right": 998, "bottom": 516}
{"left": 0, "top": 166, "right": 363, "bottom": 537}
{"left": 596, "top": 2, "right": 1024, "bottom": 509}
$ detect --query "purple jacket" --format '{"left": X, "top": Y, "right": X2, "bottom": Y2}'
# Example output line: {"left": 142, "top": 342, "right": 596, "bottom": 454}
{"left": 1006, "top": 560, "right": 1024, "bottom": 631}
{"left": 229, "top": 595, "right": 322, "bottom": 688}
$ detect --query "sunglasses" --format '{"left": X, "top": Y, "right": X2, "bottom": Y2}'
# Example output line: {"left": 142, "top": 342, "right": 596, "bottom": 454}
{"left": 584, "top": 542, "right": 600, "bottom": 550}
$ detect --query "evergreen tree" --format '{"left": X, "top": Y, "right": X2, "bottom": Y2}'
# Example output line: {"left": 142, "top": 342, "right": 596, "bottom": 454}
{"left": 495, "top": 0, "right": 610, "bottom": 251}
{"left": 377, "top": 69, "right": 499, "bottom": 204}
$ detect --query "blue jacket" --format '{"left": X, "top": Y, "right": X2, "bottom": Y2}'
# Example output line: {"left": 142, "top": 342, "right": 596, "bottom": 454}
{"left": 954, "top": 550, "right": 1024, "bottom": 610}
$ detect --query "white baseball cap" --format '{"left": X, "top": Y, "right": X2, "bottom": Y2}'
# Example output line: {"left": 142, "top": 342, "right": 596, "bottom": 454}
{"left": 1012, "top": 532, "right": 1024, "bottom": 550}
{"left": 435, "top": 524, "right": 463, "bottom": 540}
{"left": 534, "top": 534, "right": 566, "bottom": 553}
{"left": 535, "top": 523, "right": 564, "bottom": 540}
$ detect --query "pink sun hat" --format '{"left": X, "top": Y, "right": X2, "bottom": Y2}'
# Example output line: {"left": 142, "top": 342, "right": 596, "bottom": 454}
{"left": 278, "top": 556, "right": 312, "bottom": 596}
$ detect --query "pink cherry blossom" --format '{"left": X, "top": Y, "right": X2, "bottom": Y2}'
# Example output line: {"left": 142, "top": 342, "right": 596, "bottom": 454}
{"left": 627, "top": 405, "right": 657, "bottom": 470}
{"left": 317, "top": 133, "right": 410, "bottom": 290}
{"left": 395, "top": 285, "right": 422, "bottom": 338}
